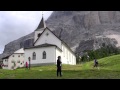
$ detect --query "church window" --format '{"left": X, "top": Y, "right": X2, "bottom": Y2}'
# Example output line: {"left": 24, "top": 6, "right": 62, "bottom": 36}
{"left": 32, "top": 52, "right": 36, "bottom": 60}
{"left": 65, "top": 49, "right": 66, "bottom": 57}
{"left": 43, "top": 51, "right": 46, "bottom": 59}
{"left": 72, "top": 55, "right": 73, "bottom": 61}
{"left": 69, "top": 53, "right": 71, "bottom": 62}
{"left": 66, "top": 49, "right": 67, "bottom": 59}
{"left": 18, "top": 55, "right": 20, "bottom": 57}
{"left": 38, "top": 33, "right": 41, "bottom": 37}
{"left": 66, "top": 50, "right": 68, "bottom": 59}
{"left": 13, "top": 55, "right": 14, "bottom": 57}
{"left": 68, "top": 51, "right": 69, "bottom": 60}
{"left": 63, "top": 46, "right": 65, "bottom": 57}
{"left": 46, "top": 32, "right": 49, "bottom": 36}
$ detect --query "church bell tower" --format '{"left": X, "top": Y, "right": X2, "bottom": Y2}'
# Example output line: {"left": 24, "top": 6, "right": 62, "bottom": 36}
{"left": 34, "top": 12, "right": 46, "bottom": 42}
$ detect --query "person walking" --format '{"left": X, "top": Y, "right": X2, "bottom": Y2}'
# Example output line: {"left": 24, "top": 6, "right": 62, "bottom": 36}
{"left": 94, "top": 58, "right": 98, "bottom": 67}
{"left": 57, "top": 56, "right": 62, "bottom": 77}
{"left": 26, "top": 62, "right": 28, "bottom": 69}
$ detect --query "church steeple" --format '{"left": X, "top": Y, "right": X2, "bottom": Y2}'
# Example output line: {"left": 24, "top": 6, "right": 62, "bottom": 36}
{"left": 35, "top": 13, "right": 46, "bottom": 31}
{"left": 34, "top": 12, "right": 46, "bottom": 42}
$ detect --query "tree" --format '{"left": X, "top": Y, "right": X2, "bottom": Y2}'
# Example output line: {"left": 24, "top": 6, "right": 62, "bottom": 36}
{"left": 79, "top": 45, "right": 120, "bottom": 63}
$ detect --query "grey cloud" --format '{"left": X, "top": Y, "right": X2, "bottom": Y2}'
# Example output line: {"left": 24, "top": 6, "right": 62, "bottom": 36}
{"left": 0, "top": 11, "right": 53, "bottom": 54}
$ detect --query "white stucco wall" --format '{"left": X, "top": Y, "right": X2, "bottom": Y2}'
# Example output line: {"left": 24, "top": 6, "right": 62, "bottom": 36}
{"left": 61, "top": 44, "right": 69, "bottom": 64}
{"left": 61, "top": 44, "right": 76, "bottom": 65}
{"left": 25, "top": 46, "right": 56, "bottom": 65}
{"left": 34, "top": 28, "right": 62, "bottom": 49}
{"left": 2, "top": 53, "right": 25, "bottom": 70}
{"left": 9, "top": 53, "right": 24, "bottom": 70}
{"left": 55, "top": 48, "right": 62, "bottom": 64}
{"left": 55, "top": 44, "right": 76, "bottom": 65}
{"left": 2, "top": 59, "right": 8, "bottom": 69}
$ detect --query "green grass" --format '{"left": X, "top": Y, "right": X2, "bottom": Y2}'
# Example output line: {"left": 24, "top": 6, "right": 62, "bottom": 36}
{"left": 1, "top": 54, "right": 120, "bottom": 79}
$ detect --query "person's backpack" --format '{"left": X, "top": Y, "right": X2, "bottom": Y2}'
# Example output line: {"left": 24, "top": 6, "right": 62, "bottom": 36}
{"left": 96, "top": 61, "right": 98, "bottom": 64}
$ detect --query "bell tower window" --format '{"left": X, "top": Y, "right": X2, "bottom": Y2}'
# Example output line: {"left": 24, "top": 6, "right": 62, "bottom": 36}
{"left": 38, "top": 33, "right": 41, "bottom": 37}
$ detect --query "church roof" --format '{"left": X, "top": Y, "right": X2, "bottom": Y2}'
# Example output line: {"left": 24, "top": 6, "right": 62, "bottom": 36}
{"left": 24, "top": 43, "right": 62, "bottom": 51}
{"left": 35, "top": 17, "right": 46, "bottom": 31}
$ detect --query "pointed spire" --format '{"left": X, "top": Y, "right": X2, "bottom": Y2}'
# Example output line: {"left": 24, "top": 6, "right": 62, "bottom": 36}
{"left": 42, "top": 11, "right": 43, "bottom": 17}
{"left": 35, "top": 12, "right": 46, "bottom": 31}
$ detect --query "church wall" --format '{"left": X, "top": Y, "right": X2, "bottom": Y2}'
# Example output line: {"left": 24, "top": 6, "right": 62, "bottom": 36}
{"left": 61, "top": 44, "right": 76, "bottom": 65}
{"left": 61, "top": 44, "right": 70, "bottom": 64}
{"left": 55, "top": 47, "right": 62, "bottom": 64}
{"left": 25, "top": 46, "right": 56, "bottom": 65}
{"left": 35, "top": 29, "right": 62, "bottom": 49}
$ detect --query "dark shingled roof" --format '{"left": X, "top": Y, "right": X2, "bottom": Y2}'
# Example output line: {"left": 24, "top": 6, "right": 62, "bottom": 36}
{"left": 35, "top": 17, "right": 46, "bottom": 31}
{"left": 24, "top": 43, "right": 62, "bottom": 51}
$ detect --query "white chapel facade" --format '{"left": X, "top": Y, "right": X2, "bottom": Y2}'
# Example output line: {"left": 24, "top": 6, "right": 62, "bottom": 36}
{"left": 24, "top": 16, "right": 76, "bottom": 66}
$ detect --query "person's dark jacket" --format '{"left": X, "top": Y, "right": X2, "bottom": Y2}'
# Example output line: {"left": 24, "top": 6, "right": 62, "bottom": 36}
{"left": 57, "top": 59, "right": 61, "bottom": 68}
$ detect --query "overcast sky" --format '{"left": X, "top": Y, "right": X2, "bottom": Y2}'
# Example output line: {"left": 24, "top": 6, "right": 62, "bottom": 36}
{"left": 0, "top": 11, "right": 53, "bottom": 54}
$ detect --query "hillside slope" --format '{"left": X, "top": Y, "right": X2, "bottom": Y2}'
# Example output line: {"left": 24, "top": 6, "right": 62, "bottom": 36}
{"left": 84, "top": 54, "right": 120, "bottom": 70}
{"left": 0, "top": 54, "right": 120, "bottom": 79}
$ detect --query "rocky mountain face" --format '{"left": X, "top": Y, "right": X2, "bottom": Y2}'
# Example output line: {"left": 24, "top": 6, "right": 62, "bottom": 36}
{"left": 0, "top": 32, "right": 34, "bottom": 59}
{"left": 1, "top": 11, "right": 120, "bottom": 59}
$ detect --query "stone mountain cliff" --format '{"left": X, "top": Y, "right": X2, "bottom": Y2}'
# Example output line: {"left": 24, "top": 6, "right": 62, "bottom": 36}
{"left": 1, "top": 11, "right": 120, "bottom": 59}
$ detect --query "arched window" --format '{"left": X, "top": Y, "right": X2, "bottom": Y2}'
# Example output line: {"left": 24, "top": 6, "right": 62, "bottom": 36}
{"left": 43, "top": 51, "right": 46, "bottom": 59}
{"left": 66, "top": 49, "right": 67, "bottom": 59}
{"left": 69, "top": 53, "right": 71, "bottom": 62}
{"left": 38, "top": 33, "right": 41, "bottom": 37}
{"left": 32, "top": 52, "right": 36, "bottom": 60}
{"left": 63, "top": 46, "right": 65, "bottom": 57}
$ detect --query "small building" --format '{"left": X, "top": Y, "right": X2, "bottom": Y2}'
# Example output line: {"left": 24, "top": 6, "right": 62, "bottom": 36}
{"left": 2, "top": 48, "right": 24, "bottom": 70}
{"left": 0, "top": 59, "right": 3, "bottom": 68}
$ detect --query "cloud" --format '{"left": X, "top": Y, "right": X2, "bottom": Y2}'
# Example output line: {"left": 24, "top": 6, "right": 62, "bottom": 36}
{"left": 0, "top": 11, "right": 53, "bottom": 54}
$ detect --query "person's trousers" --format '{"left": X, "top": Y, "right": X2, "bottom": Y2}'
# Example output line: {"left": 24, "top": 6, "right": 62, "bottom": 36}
{"left": 57, "top": 67, "right": 62, "bottom": 77}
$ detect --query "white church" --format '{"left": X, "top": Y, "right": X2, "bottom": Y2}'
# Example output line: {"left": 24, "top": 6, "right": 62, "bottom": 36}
{"left": 24, "top": 16, "right": 76, "bottom": 66}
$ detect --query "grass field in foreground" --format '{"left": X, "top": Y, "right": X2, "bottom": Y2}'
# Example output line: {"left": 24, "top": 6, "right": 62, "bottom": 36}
{"left": 0, "top": 54, "right": 120, "bottom": 79}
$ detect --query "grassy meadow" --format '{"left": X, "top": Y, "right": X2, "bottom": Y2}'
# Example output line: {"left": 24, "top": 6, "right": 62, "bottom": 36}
{"left": 0, "top": 54, "right": 120, "bottom": 79}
